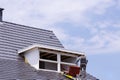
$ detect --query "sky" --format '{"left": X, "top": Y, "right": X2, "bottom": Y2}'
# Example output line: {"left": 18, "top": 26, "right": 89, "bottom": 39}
{"left": 0, "top": 0, "right": 120, "bottom": 80}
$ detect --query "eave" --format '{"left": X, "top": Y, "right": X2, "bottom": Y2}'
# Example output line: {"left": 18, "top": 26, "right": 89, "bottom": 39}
{"left": 18, "top": 44, "right": 85, "bottom": 56}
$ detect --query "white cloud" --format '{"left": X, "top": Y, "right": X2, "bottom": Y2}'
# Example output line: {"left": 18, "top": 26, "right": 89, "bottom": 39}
{"left": 64, "top": 30, "right": 120, "bottom": 55}
{"left": 87, "top": 32, "right": 120, "bottom": 55}
{"left": 92, "top": 0, "right": 116, "bottom": 14}
{"left": 0, "top": 0, "right": 119, "bottom": 55}
{"left": 49, "top": 27, "right": 68, "bottom": 41}
{"left": 53, "top": 18, "right": 120, "bottom": 55}
{"left": 0, "top": 0, "right": 116, "bottom": 26}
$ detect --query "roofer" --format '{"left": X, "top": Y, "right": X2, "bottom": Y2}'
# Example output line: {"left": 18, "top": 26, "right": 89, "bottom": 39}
{"left": 75, "top": 55, "right": 88, "bottom": 77}
{"left": 80, "top": 55, "right": 88, "bottom": 72}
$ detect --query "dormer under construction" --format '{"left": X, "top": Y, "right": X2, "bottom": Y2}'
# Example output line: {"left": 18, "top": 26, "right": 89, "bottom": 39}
{"left": 0, "top": 8, "right": 98, "bottom": 80}
{"left": 18, "top": 44, "right": 84, "bottom": 72}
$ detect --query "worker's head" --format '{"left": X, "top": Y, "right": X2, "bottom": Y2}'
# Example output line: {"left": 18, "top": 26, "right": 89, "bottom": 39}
{"left": 81, "top": 55, "right": 86, "bottom": 58}
{"left": 78, "top": 54, "right": 85, "bottom": 57}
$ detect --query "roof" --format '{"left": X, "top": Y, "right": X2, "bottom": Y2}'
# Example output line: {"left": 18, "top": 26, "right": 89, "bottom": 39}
{"left": 18, "top": 44, "right": 85, "bottom": 56}
{"left": 0, "top": 58, "right": 98, "bottom": 80}
{"left": 0, "top": 21, "right": 98, "bottom": 80}
{"left": 0, "top": 58, "right": 68, "bottom": 80}
{"left": 0, "top": 21, "right": 64, "bottom": 60}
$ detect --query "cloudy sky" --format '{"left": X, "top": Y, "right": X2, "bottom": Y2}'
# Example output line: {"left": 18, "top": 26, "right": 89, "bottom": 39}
{"left": 0, "top": 0, "right": 120, "bottom": 80}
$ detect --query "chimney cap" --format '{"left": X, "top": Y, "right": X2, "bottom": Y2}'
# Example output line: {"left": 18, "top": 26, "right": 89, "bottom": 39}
{"left": 0, "top": 8, "right": 4, "bottom": 11}
{"left": 0, "top": 8, "right": 4, "bottom": 22}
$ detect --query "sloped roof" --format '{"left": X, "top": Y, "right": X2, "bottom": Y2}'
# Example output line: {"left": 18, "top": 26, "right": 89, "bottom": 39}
{"left": 0, "top": 21, "right": 63, "bottom": 60}
{"left": 0, "top": 58, "right": 98, "bottom": 80}
{"left": 0, "top": 21, "right": 98, "bottom": 80}
{"left": 0, "top": 58, "right": 68, "bottom": 80}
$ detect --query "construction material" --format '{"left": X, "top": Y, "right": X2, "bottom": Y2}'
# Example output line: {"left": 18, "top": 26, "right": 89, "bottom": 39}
{"left": 61, "top": 72, "right": 76, "bottom": 80}
{"left": 61, "top": 66, "right": 80, "bottom": 80}
{"left": 67, "top": 66, "right": 80, "bottom": 77}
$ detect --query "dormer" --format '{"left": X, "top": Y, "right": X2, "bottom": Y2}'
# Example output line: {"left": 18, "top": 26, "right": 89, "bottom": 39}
{"left": 18, "top": 44, "right": 85, "bottom": 72}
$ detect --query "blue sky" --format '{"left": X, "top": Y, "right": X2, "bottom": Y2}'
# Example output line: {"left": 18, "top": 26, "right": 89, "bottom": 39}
{"left": 0, "top": 0, "right": 120, "bottom": 79}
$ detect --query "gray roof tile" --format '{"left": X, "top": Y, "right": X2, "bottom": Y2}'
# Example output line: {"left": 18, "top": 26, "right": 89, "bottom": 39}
{"left": 0, "top": 21, "right": 64, "bottom": 59}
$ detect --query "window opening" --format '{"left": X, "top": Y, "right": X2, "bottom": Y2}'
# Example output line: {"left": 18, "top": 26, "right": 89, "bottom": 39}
{"left": 61, "top": 55, "right": 77, "bottom": 63}
{"left": 39, "top": 61, "right": 57, "bottom": 71}
{"left": 61, "top": 55, "right": 77, "bottom": 71}
{"left": 39, "top": 51, "right": 57, "bottom": 71}
{"left": 40, "top": 51, "right": 57, "bottom": 61}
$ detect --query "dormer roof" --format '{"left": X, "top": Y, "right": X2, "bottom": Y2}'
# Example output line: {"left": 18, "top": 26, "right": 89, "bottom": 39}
{"left": 18, "top": 44, "right": 85, "bottom": 56}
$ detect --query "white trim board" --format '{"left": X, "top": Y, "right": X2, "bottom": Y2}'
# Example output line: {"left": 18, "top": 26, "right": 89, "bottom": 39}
{"left": 18, "top": 44, "right": 85, "bottom": 56}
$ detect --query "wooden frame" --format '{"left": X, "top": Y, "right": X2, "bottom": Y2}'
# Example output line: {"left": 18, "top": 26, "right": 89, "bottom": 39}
{"left": 18, "top": 44, "right": 84, "bottom": 72}
{"left": 39, "top": 49, "right": 78, "bottom": 72}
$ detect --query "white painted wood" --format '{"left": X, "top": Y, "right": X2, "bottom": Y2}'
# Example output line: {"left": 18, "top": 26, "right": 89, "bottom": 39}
{"left": 39, "top": 49, "right": 78, "bottom": 57}
{"left": 39, "top": 59, "right": 57, "bottom": 63}
{"left": 57, "top": 54, "right": 61, "bottom": 72}
{"left": 23, "top": 45, "right": 79, "bottom": 72}
{"left": 18, "top": 44, "right": 85, "bottom": 56}
{"left": 61, "top": 62, "right": 76, "bottom": 66}
{"left": 24, "top": 48, "right": 39, "bottom": 69}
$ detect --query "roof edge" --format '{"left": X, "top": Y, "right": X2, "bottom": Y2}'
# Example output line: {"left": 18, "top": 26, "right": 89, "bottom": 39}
{"left": 18, "top": 44, "right": 85, "bottom": 56}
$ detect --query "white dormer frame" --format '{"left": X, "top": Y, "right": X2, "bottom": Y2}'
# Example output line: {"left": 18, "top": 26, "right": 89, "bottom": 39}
{"left": 18, "top": 44, "right": 85, "bottom": 72}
